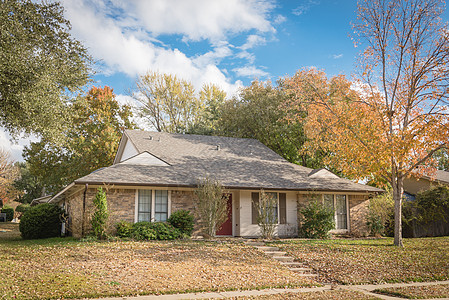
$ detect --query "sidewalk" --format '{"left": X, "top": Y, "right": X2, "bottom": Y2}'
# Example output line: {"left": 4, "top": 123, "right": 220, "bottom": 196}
{"left": 96, "top": 280, "right": 449, "bottom": 300}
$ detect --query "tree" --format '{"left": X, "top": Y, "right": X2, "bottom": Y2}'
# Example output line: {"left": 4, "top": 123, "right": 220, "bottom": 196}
{"left": 194, "top": 177, "right": 229, "bottom": 238}
{"left": 218, "top": 80, "right": 323, "bottom": 168}
{"left": 0, "top": 149, "right": 20, "bottom": 204}
{"left": 13, "top": 162, "right": 45, "bottom": 203}
{"left": 135, "top": 71, "right": 201, "bottom": 133}
{"left": 0, "top": 0, "right": 91, "bottom": 140}
{"left": 286, "top": 0, "right": 449, "bottom": 247}
{"left": 92, "top": 187, "right": 109, "bottom": 240}
{"left": 256, "top": 190, "right": 278, "bottom": 239}
{"left": 23, "top": 86, "right": 135, "bottom": 194}
{"left": 188, "top": 84, "right": 227, "bottom": 135}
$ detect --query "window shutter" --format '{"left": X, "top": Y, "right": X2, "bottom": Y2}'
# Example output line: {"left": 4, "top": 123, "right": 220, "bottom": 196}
{"left": 279, "top": 193, "right": 287, "bottom": 224}
{"left": 251, "top": 192, "right": 259, "bottom": 225}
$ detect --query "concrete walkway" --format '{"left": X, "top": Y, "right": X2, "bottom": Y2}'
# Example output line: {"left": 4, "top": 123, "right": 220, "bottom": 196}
{"left": 96, "top": 280, "right": 449, "bottom": 300}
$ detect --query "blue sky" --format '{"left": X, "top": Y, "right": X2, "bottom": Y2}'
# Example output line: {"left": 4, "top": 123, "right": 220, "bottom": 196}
{"left": 2, "top": 0, "right": 448, "bottom": 160}
{"left": 69, "top": 0, "right": 361, "bottom": 97}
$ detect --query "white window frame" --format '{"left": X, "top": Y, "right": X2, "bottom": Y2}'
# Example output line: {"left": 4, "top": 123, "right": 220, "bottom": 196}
{"left": 322, "top": 193, "right": 350, "bottom": 232}
{"left": 134, "top": 189, "right": 171, "bottom": 222}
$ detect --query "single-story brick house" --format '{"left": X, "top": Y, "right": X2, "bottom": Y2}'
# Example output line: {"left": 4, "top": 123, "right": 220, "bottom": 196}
{"left": 49, "top": 130, "right": 382, "bottom": 238}
{"left": 403, "top": 169, "right": 449, "bottom": 200}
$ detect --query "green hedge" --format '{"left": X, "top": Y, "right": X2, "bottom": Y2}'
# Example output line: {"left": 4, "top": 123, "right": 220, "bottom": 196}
{"left": 167, "top": 209, "right": 194, "bottom": 236}
{"left": 128, "top": 222, "right": 181, "bottom": 240}
{"left": 19, "top": 203, "right": 64, "bottom": 239}
{"left": 1, "top": 206, "right": 14, "bottom": 221}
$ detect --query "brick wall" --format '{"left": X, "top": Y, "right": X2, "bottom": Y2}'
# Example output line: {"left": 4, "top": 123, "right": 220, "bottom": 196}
{"left": 66, "top": 188, "right": 200, "bottom": 238}
{"left": 65, "top": 187, "right": 135, "bottom": 238}
{"left": 348, "top": 194, "right": 369, "bottom": 237}
{"left": 297, "top": 193, "right": 370, "bottom": 237}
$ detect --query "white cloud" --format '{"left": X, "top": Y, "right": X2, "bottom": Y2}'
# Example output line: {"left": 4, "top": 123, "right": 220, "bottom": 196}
{"left": 233, "top": 66, "right": 269, "bottom": 78}
{"left": 274, "top": 14, "right": 287, "bottom": 24}
{"left": 332, "top": 54, "right": 344, "bottom": 59}
{"left": 0, "top": 128, "right": 38, "bottom": 162}
{"left": 62, "top": 0, "right": 263, "bottom": 97}
{"left": 240, "top": 35, "right": 267, "bottom": 50}
{"left": 292, "top": 0, "right": 320, "bottom": 16}
{"left": 129, "top": 0, "right": 275, "bottom": 42}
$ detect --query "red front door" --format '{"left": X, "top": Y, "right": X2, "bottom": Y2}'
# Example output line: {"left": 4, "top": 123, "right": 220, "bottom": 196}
{"left": 216, "top": 194, "right": 232, "bottom": 236}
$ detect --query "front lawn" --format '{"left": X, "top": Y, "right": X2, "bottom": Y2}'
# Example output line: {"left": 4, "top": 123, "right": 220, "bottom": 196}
{"left": 271, "top": 237, "right": 449, "bottom": 284}
{"left": 374, "top": 284, "right": 449, "bottom": 299}
{"left": 0, "top": 238, "right": 315, "bottom": 299}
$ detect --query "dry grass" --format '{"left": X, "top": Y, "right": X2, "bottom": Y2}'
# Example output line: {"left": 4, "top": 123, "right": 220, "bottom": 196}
{"left": 0, "top": 238, "right": 315, "bottom": 300}
{"left": 272, "top": 237, "right": 449, "bottom": 284}
{"left": 374, "top": 284, "right": 449, "bottom": 299}
{"left": 231, "top": 289, "right": 379, "bottom": 299}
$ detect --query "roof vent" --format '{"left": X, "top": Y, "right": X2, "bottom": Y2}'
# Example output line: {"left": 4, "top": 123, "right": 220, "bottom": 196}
{"left": 148, "top": 136, "right": 153, "bottom": 140}
{"left": 216, "top": 145, "right": 220, "bottom": 151}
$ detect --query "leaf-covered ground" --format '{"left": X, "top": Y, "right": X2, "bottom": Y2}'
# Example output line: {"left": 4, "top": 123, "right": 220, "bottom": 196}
{"left": 374, "top": 284, "right": 449, "bottom": 299}
{"left": 0, "top": 235, "right": 315, "bottom": 299}
{"left": 232, "top": 289, "right": 379, "bottom": 299}
{"left": 272, "top": 237, "right": 449, "bottom": 284}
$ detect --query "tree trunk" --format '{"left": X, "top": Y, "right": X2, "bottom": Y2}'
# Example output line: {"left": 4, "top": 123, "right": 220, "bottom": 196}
{"left": 393, "top": 176, "right": 404, "bottom": 247}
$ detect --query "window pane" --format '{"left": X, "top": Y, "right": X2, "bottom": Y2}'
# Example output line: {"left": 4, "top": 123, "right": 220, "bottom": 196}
{"left": 138, "top": 190, "right": 152, "bottom": 222}
{"left": 324, "top": 194, "right": 334, "bottom": 210}
{"left": 267, "top": 192, "right": 278, "bottom": 223}
{"left": 154, "top": 190, "right": 168, "bottom": 222}
{"left": 336, "top": 195, "right": 347, "bottom": 229}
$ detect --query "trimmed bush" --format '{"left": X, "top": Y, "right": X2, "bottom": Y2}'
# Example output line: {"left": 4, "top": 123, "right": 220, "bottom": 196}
{"left": 131, "top": 221, "right": 181, "bottom": 240}
{"left": 1, "top": 206, "right": 14, "bottom": 221}
{"left": 167, "top": 209, "right": 194, "bottom": 236}
{"left": 91, "top": 187, "right": 109, "bottom": 240}
{"left": 19, "top": 203, "right": 64, "bottom": 239}
{"left": 115, "top": 220, "right": 133, "bottom": 238}
{"left": 15, "top": 204, "right": 30, "bottom": 219}
{"left": 299, "top": 200, "right": 335, "bottom": 239}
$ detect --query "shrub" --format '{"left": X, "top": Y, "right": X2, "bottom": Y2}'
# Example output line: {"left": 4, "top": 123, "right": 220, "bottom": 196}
{"left": 115, "top": 220, "right": 132, "bottom": 238}
{"left": 167, "top": 209, "right": 194, "bottom": 236}
{"left": 91, "top": 187, "right": 109, "bottom": 240}
{"left": 1, "top": 205, "right": 14, "bottom": 221}
{"left": 299, "top": 200, "right": 335, "bottom": 239}
{"left": 367, "top": 188, "right": 394, "bottom": 236}
{"left": 19, "top": 203, "right": 64, "bottom": 239}
{"left": 15, "top": 204, "right": 30, "bottom": 219}
{"left": 131, "top": 221, "right": 181, "bottom": 240}
{"left": 256, "top": 190, "right": 278, "bottom": 239}
{"left": 194, "top": 176, "right": 228, "bottom": 238}
{"left": 366, "top": 212, "right": 384, "bottom": 236}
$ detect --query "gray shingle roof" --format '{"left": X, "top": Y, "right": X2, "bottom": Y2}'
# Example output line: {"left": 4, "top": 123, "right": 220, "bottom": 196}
{"left": 75, "top": 130, "right": 383, "bottom": 193}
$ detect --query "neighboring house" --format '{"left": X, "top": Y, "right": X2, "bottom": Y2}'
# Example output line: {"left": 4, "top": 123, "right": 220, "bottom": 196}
{"left": 30, "top": 195, "right": 52, "bottom": 206}
{"left": 49, "top": 130, "right": 382, "bottom": 238}
{"left": 403, "top": 170, "right": 449, "bottom": 200}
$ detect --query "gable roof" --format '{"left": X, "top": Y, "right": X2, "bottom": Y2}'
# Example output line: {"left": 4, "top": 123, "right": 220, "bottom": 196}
{"left": 74, "top": 130, "right": 382, "bottom": 193}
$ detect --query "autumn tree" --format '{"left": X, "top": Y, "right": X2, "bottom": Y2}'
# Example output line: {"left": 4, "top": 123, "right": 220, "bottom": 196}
{"left": 188, "top": 84, "right": 227, "bottom": 135}
{"left": 218, "top": 80, "right": 323, "bottom": 168}
{"left": 0, "top": 0, "right": 91, "bottom": 140}
{"left": 13, "top": 162, "right": 45, "bottom": 204}
{"left": 286, "top": 0, "right": 449, "bottom": 247}
{"left": 0, "top": 149, "right": 20, "bottom": 204}
{"left": 135, "top": 71, "right": 201, "bottom": 133}
{"left": 23, "top": 86, "right": 135, "bottom": 194}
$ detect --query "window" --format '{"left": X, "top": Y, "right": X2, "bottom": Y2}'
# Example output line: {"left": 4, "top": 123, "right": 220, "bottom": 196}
{"left": 154, "top": 190, "right": 168, "bottom": 221}
{"left": 251, "top": 192, "right": 287, "bottom": 225}
{"left": 137, "top": 190, "right": 169, "bottom": 222}
{"left": 323, "top": 194, "right": 348, "bottom": 230}
{"left": 138, "top": 190, "right": 152, "bottom": 222}
{"left": 335, "top": 195, "right": 347, "bottom": 230}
